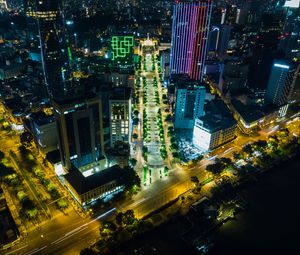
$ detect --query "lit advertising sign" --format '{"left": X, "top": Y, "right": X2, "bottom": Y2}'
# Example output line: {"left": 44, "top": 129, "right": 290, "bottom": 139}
{"left": 111, "top": 36, "right": 134, "bottom": 60}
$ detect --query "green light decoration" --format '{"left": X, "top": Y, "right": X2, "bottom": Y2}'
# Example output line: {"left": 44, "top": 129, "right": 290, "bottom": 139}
{"left": 67, "top": 46, "right": 72, "bottom": 63}
{"left": 111, "top": 36, "right": 134, "bottom": 60}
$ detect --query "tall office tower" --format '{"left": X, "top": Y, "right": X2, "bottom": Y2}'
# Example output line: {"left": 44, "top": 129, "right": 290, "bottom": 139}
{"left": 207, "top": 26, "right": 220, "bottom": 53}
{"left": 265, "top": 61, "right": 297, "bottom": 106}
{"left": 170, "top": 0, "right": 212, "bottom": 81}
{"left": 278, "top": 1, "right": 300, "bottom": 59}
{"left": 217, "top": 24, "right": 232, "bottom": 56}
{"left": 54, "top": 95, "right": 104, "bottom": 171}
{"left": 24, "top": 0, "right": 72, "bottom": 99}
{"left": 174, "top": 79, "right": 206, "bottom": 129}
{"left": 236, "top": 7, "right": 248, "bottom": 25}
{"left": 109, "top": 88, "right": 132, "bottom": 147}
{"left": 248, "top": 11, "right": 286, "bottom": 91}
{"left": 160, "top": 49, "right": 171, "bottom": 81}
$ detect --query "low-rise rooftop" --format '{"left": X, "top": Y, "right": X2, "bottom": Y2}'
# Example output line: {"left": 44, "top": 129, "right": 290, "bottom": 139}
{"left": 64, "top": 164, "right": 123, "bottom": 195}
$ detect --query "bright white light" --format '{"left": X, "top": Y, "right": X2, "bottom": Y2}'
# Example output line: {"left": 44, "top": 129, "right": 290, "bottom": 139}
{"left": 11, "top": 123, "right": 24, "bottom": 132}
{"left": 54, "top": 163, "right": 65, "bottom": 176}
{"left": 193, "top": 125, "right": 211, "bottom": 151}
{"left": 274, "top": 63, "right": 290, "bottom": 69}
{"left": 284, "top": 0, "right": 300, "bottom": 8}
{"left": 82, "top": 169, "right": 94, "bottom": 177}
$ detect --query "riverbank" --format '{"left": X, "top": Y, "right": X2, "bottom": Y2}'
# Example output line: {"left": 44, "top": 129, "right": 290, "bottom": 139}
{"left": 211, "top": 154, "right": 300, "bottom": 255}
{"left": 108, "top": 151, "right": 300, "bottom": 255}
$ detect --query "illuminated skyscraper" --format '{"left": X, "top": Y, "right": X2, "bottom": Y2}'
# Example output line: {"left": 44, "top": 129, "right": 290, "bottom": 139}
{"left": 170, "top": 0, "right": 212, "bottom": 81}
{"left": 265, "top": 61, "right": 298, "bottom": 106}
{"left": 24, "top": 0, "right": 72, "bottom": 99}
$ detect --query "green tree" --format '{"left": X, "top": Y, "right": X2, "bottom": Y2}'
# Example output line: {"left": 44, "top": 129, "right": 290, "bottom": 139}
{"left": 121, "top": 167, "right": 141, "bottom": 189}
{"left": 0, "top": 163, "right": 15, "bottom": 179}
{"left": 278, "top": 128, "right": 290, "bottom": 139}
{"left": 233, "top": 152, "right": 241, "bottom": 161}
{"left": 57, "top": 198, "right": 68, "bottom": 210}
{"left": 142, "top": 146, "right": 148, "bottom": 154}
{"left": 0, "top": 150, "right": 4, "bottom": 161}
{"left": 116, "top": 212, "right": 124, "bottom": 227}
{"left": 268, "top": 135, "right": 279, "bottom": 148}
{"left": 206, "top": 161, "right": 224, "bottom": 176}
{"left": 104, "top": 221, "right": 117, "bottom": 232}
{"left": 219, "top": 157, "right": 232, "bottom": 167}
{"left": 18, "top": 145, "right": 29, "bottom": 158}
{"left": 129, "top": 158, "right": 137, "bottom": 167}
{"left": 242, "top": 144, "right": 253, "bottom": 155}
{"left": 191, "top": 176, "right": 199, "bottom": 186}
{"left": 123, "top": 210, "right": 135, "bottom": 226}
{"left": 252, "top": 140, "right": 268, "bottom": 151}
{"left": 172, "top": 152, "right": 179, "bottom": 158}
{"left": 20, "top": 131, "right": 33, "bottom": 146}
{"left": 165, "top": 114, "right": 172, "bottom": 122}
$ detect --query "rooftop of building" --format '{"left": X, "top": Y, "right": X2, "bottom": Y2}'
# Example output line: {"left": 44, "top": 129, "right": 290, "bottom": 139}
{"left": 231, "top": 99, "right": 277, "bottom": 124}
{"left": 205, "top": 99, "right": 233, "bottom": 118}
{"left": 169, "top": 74, "right": 205, "bottom": 90}
{"left": 64, "top": 164, "right": 123, "bottom": 195}
{"left": 106, "top": 141, "right": 130, "bottom": 156}
{"left": 3, "top": 96, "right": 27, "bottom": 115}
{"left": 30, "top": 111, "right": 55, "bottom": 126}
{"left": 109, "top": 87, "right": 131, "bottom": 100}
{"left": 197, "top": 114, "right": 236, "bottom": 133}
{"left": 53, "top": 91, "right": 100, "bottom": 109}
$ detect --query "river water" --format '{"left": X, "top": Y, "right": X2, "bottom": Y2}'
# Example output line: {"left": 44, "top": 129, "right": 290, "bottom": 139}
{"left": 211, "top": 156, "right": 300, "bottom": 255}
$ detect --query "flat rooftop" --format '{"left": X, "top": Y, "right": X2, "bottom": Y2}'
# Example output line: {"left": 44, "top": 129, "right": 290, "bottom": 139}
{"left": 198, "top": 115, "right": 236, "bottom": 133}
{"left": 64, "top": 164, "right": 123, "bottom": 195}
{"left": 231, "top": 99, "right": 277, "bottom": 124}
{"left": 109, "top": 87, "right": 131, "bottom": 100}
{"left": 30, "top": 111, "right": 55, "bottom": 126}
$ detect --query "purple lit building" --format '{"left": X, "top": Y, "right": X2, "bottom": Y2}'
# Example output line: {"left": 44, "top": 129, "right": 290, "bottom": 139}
{"left": 170, "top": 0, "right": 212, "bottom": 81}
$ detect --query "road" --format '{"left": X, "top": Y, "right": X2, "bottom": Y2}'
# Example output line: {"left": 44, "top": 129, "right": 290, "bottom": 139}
{"left": 2, "top": 113, "right": 299, "bottom": 255}
{"left": 1, "top": 52, "right": 300, "bottom": 255}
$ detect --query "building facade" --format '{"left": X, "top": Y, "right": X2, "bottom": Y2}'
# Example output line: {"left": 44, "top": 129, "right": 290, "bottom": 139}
{"left": 25, "top": 0, "right": 72, "bottom": 99}
{"left": 174, "top": 81, "right": 206, "bottom": 129}
{"left": 170, "top": 0, "right": 212, "bottom": 81}
{"left": 28, "top": 112, "right": 58, "bottom": 154}
{"left": 265, "top": 61, "right": 297, "bottom": 106}
{"left": 54, "top": 95, "right": 104, "bottom": 170}
{"left": 64, "top": 165, "right": 124, "bottom": 205}
{"left": 193, "top": 116, "right": 237, "bottom": 151}
{"left": 109, "top": 88, "right": 131, "bottom": 147}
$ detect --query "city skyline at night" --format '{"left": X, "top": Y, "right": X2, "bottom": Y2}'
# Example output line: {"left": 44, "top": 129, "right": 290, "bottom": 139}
{"left": 0, "top": 0, "right": 299, "bottom": 254}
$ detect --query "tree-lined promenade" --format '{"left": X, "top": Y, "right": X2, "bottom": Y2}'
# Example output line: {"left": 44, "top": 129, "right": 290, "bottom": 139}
{"left": 80, "top": 124, "right": 300, "bottom": 254}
